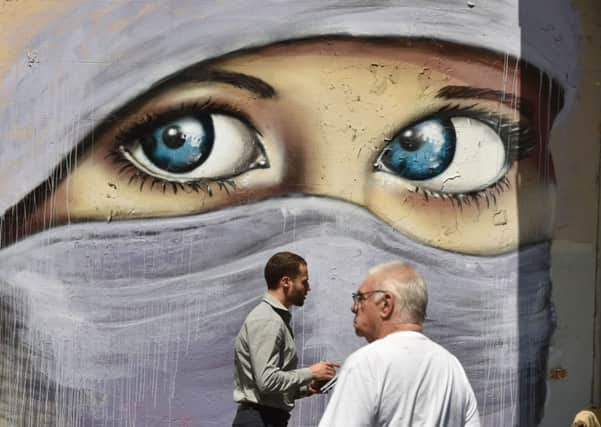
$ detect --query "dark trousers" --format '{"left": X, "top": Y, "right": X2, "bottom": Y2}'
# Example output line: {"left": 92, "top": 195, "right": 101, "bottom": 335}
{"left": 232, "top": 403, "right": 291, "bottom": 427}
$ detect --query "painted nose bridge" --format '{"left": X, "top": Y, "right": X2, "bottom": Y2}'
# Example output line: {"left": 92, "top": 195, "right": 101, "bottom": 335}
{"left": 282, "top": 128, "right": 376, "bottom": 208}
{"left": 269, "top": 67, "right": 387, "bottom": 209}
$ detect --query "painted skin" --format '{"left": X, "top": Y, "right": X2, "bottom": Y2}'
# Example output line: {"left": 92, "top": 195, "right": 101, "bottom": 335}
{"left": 5, "top": 38, "right": 562, "bottom": 255}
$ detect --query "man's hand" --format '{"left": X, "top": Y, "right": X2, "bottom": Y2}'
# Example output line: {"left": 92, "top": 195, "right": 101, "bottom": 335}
{"left": 307, "top": 379, "right": 322, "bottom": 394}
{"left": 309, "top": 361, "right": 340, "bottom": 382}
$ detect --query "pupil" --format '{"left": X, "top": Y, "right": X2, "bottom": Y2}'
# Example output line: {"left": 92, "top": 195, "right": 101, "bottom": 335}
{"left": 162, "top": 126, "right": 186, "bottom": 149}
{"left": 399, "top": 130, "right": 423, "bottom": 152}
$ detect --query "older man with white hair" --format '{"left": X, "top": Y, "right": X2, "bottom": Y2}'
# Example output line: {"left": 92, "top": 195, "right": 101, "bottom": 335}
{"left": 319, "top": 262, "right": 480, "bottom": 427}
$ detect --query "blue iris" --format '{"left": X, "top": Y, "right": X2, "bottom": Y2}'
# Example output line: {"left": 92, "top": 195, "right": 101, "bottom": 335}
{"left": 380, "top": 118, "right": 456, "bottom": 180}
{"left": 141, "top": 115, "right": 214, "bottom": 173}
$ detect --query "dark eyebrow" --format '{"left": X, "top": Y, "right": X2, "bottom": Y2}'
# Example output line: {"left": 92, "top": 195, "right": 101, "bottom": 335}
{"left": 436, "top": 85, "right": 533, "bottom": 118}
{"left": 152, "top": 68, "right": 276, "bottom": 99}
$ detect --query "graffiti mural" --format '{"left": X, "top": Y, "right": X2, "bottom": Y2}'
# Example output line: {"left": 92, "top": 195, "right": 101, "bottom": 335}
{"left": 0, "top": 1, "right": 595, "bottom": 426}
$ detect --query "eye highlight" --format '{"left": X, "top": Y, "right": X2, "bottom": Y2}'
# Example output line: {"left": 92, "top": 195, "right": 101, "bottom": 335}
{"left": 109, "top": 101, "right": 269, "bottom": 194}
{"left": 374, "top": 105, "right": 535, "bottom": 200}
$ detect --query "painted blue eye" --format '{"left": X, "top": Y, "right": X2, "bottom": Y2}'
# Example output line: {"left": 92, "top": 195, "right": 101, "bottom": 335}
{"left": 141, "top": 116, "right": 214, "bottom": 173}
{"left": 375, "top": 114, "right": 511, "bottom": 195}
{"left": 122, "top": 113, "right": 267, "bottom": 184}
{"left": 380, "top": 119, "right": 456, "bottom": 180}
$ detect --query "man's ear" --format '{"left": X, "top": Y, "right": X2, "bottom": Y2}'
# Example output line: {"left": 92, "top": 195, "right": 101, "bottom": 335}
{"left": 280, "top": 276, "right": 291, "bottom": 291}
{"left": 380, "top": 293, "right": 394, "bottom": 319}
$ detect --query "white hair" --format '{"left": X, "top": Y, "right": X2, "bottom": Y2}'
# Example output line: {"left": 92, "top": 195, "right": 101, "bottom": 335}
{"left": 368, "top": 261, "right": 427, "bottom": 324}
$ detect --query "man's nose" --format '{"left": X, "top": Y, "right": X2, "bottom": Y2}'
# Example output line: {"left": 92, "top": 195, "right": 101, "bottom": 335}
{"left": 351, "top": 303, "right": 358, "bottom": 314}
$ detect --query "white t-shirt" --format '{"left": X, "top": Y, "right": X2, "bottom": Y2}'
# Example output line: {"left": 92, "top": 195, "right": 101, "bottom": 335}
{"left": 319, "top": 331, "right": 480, "bottom": 427}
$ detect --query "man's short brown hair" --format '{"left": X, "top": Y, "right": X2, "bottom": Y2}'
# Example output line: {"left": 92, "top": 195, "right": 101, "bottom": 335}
{"left": 264, "top": 252, "right": 307, "bottom": 290}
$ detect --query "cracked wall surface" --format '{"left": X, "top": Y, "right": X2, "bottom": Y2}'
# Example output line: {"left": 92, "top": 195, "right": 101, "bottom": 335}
{"left": 0, "top": 1, "right": 599, "bottom": 426}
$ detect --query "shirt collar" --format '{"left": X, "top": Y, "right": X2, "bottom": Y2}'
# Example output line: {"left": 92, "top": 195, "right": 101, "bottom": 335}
{"left": 262, "top": 292, "right": 290, "bottom": 313}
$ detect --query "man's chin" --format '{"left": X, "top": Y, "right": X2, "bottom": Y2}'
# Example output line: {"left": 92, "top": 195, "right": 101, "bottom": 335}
{"left": 354, "top": 325, "right": 373, "bottom": 342}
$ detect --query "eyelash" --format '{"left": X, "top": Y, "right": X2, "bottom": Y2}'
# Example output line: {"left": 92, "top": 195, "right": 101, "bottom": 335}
{"left": 435, "top": 104, "right": 536, "bottom": 160}
{"left": 107, "top": 100, "right": 536, "bottom": 207}
{"left": 409, "top": 177, "right": 512, "bottom": 210}
{"left": 114, "top": 99, "right": 261, "bottom": 143}
{"left": 104, "top": 153, "right": 237, "bottom": 196}
{"left": 398, "top": 103, "right": 537, "bottom": 209}
{"left": 106, "top": 99, "right": 258, "bottom": 196}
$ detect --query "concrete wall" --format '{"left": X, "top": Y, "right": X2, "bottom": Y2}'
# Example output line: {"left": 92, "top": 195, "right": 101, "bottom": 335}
{"left": 0, "top": 1, "right": 598, "bottom": 426}
{"left": 543, "top": 1, "right": 601, "bottom": 424}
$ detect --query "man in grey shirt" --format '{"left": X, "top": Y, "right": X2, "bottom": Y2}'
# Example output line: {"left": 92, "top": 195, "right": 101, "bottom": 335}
{"left": 233, "top": 252, "right": 338, "bottom": 427}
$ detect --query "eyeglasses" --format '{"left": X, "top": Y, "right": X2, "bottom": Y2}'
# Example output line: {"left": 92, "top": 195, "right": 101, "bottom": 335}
{"left": 351, "top": 290, "right": 386, "bottom": 305}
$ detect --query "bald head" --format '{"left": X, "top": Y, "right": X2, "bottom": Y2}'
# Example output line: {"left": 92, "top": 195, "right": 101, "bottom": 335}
{"left": 367, "top": 262, "right": 427, "bottom": 324}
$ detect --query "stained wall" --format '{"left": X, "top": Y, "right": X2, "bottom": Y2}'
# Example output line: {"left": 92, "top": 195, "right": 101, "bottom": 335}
{"left": 0, "top": 1, "right": 599, "bottom": 426}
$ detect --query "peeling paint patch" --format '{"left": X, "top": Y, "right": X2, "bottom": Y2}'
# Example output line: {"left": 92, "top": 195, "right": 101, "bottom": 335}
{"left": 26, "top": 50, "right": 39, "bottom": 67}
{"left": 493, "top": 210, "right": 507, "bottom": 226}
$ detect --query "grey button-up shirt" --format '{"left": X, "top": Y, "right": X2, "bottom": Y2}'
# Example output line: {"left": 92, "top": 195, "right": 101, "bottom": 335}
{"left": 233, "top": 293, "right": 313, "bottom": 411}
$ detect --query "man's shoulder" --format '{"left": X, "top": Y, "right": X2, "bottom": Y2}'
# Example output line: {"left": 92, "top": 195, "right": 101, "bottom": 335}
{"left": 241, "top": 299, "right": 281, "bottom": 326}
{"left": 344, "top": 338, "right": 385, "bottom": 367}
{"left": 420, "top": 336, "right": 463, "bottom": 364}
{"left": 391, "top": 332, "right": 462, "bottom": 362}
{"left": 348, "top": 333, "right": 470, "bottom": 379}
{"left": 339, "top": 337, "right": 403, "bottom": 380}
{"left": 352, "top": 332, "right": 450, "bottom": 365}
{"left": 406, "top": 334, "right": 470, "bottom": 378}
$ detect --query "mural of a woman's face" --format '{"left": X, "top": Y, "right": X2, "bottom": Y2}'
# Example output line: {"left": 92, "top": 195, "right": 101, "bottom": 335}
{"left": 12, "top": 39, "right": 560, "bottom": 255}
{"left": 0, "top": 1, "right": 584, "bottom": 427}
